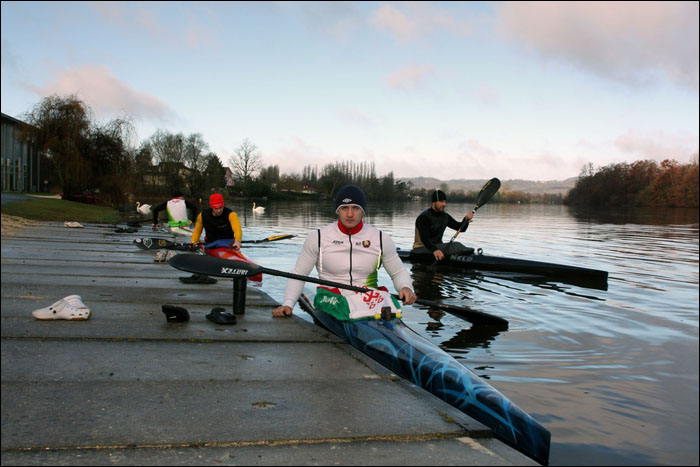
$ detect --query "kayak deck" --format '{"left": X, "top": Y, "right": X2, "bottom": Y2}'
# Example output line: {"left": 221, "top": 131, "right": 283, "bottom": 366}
{"left": 398, "top": 249, "right": 608, "bottom": 290}
{"left": 298, "top": 294, "right": 551, "bottom": 465}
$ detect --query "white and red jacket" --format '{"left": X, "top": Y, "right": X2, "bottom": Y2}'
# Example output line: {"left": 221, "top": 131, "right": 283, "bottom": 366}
{"left": 282, "top": 221, "right": 413, "bottom": 309}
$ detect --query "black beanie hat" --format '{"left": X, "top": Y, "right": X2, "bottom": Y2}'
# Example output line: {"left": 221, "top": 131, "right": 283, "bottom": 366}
{"left": 431, "top": 189, "right": 447, "bottom": 203}
{"left": 335, "top": 185, "right": 367, "bottom": 213}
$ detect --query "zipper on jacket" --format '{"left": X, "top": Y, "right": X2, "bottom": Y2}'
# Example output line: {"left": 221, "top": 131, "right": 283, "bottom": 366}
{"left": 348, "top": 232, "right": 353, "bottom": 285}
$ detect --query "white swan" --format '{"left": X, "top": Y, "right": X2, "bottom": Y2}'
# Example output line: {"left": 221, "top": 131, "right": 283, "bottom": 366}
{"left": 136, "top": 201, "right": 152, "bottom": 216}
{"left": 253, "top": 202, "right": 265, "bottom": 213}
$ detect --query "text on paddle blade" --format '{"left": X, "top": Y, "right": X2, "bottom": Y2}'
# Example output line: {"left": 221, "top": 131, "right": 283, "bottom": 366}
{"left": 220, "top": 267, "right": 250, "bottom": 276}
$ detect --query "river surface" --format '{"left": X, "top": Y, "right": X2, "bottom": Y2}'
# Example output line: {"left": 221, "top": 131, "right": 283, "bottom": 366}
{"left": 227, "top": 200, "right": 698, "bottom": 466}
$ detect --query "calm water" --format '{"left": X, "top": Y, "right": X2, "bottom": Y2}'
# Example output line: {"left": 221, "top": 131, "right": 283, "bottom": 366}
{"left": 230, "top": 200, "right": 698, "bottom": 466}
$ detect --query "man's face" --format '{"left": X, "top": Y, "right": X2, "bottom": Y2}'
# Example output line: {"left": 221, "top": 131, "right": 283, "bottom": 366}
{"left": 432, "top": 200, "right": 446, "bottom": 212}
{"left": 212, "top": 206, "right": 224, "bottom": 216}
{"left": 337, "top": 205, "right": 364, "bottom": 229}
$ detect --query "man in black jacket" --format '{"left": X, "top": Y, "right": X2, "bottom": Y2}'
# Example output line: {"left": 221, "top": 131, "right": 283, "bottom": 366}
{"left": 412, "top": 189, "right": 473, "bottom": 261}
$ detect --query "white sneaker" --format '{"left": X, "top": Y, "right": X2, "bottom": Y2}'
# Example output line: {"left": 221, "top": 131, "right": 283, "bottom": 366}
{"left": 165, "top": 250, "right": 177, "bottom": 262}
{"left": 154, "top": 249, "right": 168, "bottom": 262}
{"left": 32, "top": 295, "right": 91, "bottom": 320}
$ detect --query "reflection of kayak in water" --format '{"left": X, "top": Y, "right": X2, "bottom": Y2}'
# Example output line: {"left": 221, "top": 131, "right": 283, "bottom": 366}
{"left": 297, "top": 293, "right": 550, "bottom": 465}
{"left": 203, "top": 241, "right": 262, "bottom": 284}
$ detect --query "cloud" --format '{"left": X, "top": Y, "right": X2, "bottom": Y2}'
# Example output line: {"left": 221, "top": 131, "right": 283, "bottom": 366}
{"left": 614, "top": 130, "right": 699, "bottom": 162}
{"left": 336, "top": 106, "right": 375, "bottom": 126}
{"left": 496, "top": 2, "right": 699, "bottom": 90}
{"left": 24, "top": 65, "right": 177, "bottom": 123}
{"left": 372, "top": 3, "right": 420, "bottom": 41}
{"left": 385, "top": 64, "right": 435, "bottom": 90}
{"left": 475, "top": 81, "right": 500, "bottom": 106}
{"left": 296, "top": 2, "right": 366, "bottom": 40}
{"left": 371, "top": 2, "right": 473, "bottom": 42}
{"left": 452, "top": 139, "right": 581, "bottom": 180}
{"left": 90, "top": 2, "right": 215, "bottom": 48}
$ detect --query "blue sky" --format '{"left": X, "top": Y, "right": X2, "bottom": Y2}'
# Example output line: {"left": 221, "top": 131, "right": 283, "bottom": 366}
{"left": 1, "top": 1, "right": 698, "bottom": 181}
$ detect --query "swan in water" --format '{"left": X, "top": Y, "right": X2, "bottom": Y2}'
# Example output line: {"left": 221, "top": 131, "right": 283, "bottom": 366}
{"left": 253, "top": 202, "right": 265, "bottom": 213}
{"left": 136, "top": 201, "right": 152, "bottom": 215}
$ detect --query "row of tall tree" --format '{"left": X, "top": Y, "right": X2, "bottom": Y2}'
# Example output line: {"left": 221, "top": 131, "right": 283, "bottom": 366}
{"left": 244, "top": 160, "right": 406, "bottom": 201}
{"left": 564, "top": 159, "right": 699, "bottom": 208}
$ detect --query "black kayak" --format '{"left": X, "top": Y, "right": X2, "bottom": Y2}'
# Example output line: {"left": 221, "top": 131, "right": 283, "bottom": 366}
{"left": 399, "top": 248, "right": 608, "bottom": 290}
{"left": 298, "top": 294, "right": 551, "bottom": 465}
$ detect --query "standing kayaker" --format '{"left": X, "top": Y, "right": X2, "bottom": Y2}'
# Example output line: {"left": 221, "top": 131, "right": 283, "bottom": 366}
{"left": 412, "top": 189, "right": 474, "bottom": 261}
{"left": 272, "top": 185, "right": 416, "bottom": 318}
{"left": 151, "top": 190, "right": 198, "bottom": 231}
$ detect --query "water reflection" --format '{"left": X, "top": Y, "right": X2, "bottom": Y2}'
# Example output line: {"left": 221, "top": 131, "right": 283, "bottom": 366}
{"left": 568, "top": 205, "right": 700, "bottom": 225}
{"left": 409, "top": 263, "right": 509, "bottom": 352}
{"left": 441, "top": 325, "right": 506, "bottom": 354}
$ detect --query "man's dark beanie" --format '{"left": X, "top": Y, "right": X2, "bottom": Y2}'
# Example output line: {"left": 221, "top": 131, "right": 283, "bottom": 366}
{"left": 431, "top": 189, "right": 447, "bottom": 203}
{"left": 335, "top": 185, "right": 367, "bottom": 213}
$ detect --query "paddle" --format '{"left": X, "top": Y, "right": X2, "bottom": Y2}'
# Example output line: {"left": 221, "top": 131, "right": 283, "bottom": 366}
{"left": 243, "top": 234, "right": 296, "bottom": 244}
{"left": 134, "top": 234, "right": 296, "bottom": 250}
{"left": 448, "top": 177, "right": 501, "bottom": 244}
{"left": 168, "top": 254, "right": 508, "bottom": 326}
{"left": 430, "top": 177, "right": 501, "bottom": 267}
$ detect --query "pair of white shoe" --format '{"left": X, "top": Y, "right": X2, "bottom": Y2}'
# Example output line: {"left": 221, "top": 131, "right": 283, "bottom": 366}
{"left": 154, "top": 250, "right": 177, "bottom": 263}
{"left": 32, "top": 295, "right": 91, "bottom": 320}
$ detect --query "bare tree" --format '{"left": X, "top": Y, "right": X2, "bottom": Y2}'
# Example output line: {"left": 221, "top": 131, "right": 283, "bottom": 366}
{"left": 183, "top": 133, "right": 210, "bottom": 196}
{"left": 146, "top": 130, "right": 186, "bottom": 191}
{"left": 229, "top": 138, "right": 263, "bottom": 183}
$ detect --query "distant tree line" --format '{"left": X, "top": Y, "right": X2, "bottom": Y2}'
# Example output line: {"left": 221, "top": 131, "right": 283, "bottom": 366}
{"left": 243, "top": 160, "right": 409, "bottom": 201}
{"left": 564, "top": 159, "right": 699, "bottom": 208}
{"left": 411, "top": 184, "right": 564, "bottom": 204}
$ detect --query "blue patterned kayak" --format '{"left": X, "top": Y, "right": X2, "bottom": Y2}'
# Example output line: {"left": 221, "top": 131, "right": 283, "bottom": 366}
{"left": 298, "top": 294, "right": 551, "bottom": 465}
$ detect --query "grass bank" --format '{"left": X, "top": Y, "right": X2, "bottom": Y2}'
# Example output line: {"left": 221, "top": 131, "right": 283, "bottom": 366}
{"left": 2, "top": 198, "right": 121, "bottom": 223}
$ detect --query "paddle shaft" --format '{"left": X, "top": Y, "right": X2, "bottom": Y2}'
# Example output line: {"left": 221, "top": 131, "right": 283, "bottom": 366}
{"left": 447, "top": 205, "right": 478, "bottom": 244}
{"left": 256, "top": 265, "right": 508, "bottom": 325}
{"left": 136, "top": 234, "right": 294, "bottom": 250}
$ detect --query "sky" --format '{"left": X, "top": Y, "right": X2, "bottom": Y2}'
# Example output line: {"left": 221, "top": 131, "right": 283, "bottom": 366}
{"left": 1, "top": 1, "right": 698, "bottom": 181}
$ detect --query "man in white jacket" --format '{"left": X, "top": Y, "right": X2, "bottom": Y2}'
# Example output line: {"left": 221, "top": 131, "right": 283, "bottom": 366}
{"left": 272, "top": 185, "right": 416, "bottom": 318}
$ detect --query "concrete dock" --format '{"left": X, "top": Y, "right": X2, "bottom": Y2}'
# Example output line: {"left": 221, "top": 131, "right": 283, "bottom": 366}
{"left": 1, "top": 220, "right": 535, "bottom": 465}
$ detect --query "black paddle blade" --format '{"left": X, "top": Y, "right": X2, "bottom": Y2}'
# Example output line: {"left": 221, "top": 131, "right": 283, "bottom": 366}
{"left": 168, "top": 254, "right": 260, "bottom": 278}
{"left": 475, "top": 177, "right": 501, "bottom": 208}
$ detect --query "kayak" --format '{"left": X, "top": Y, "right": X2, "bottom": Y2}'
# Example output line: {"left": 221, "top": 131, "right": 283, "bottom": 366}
{"left": 399, "top": 248, "right": 608, "bottom": 290}
{"left": 204, "top": 246, "right": 262, "bottom": 283}
{"left": 297, "top": 293, "right": 551, "bottom": 465}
